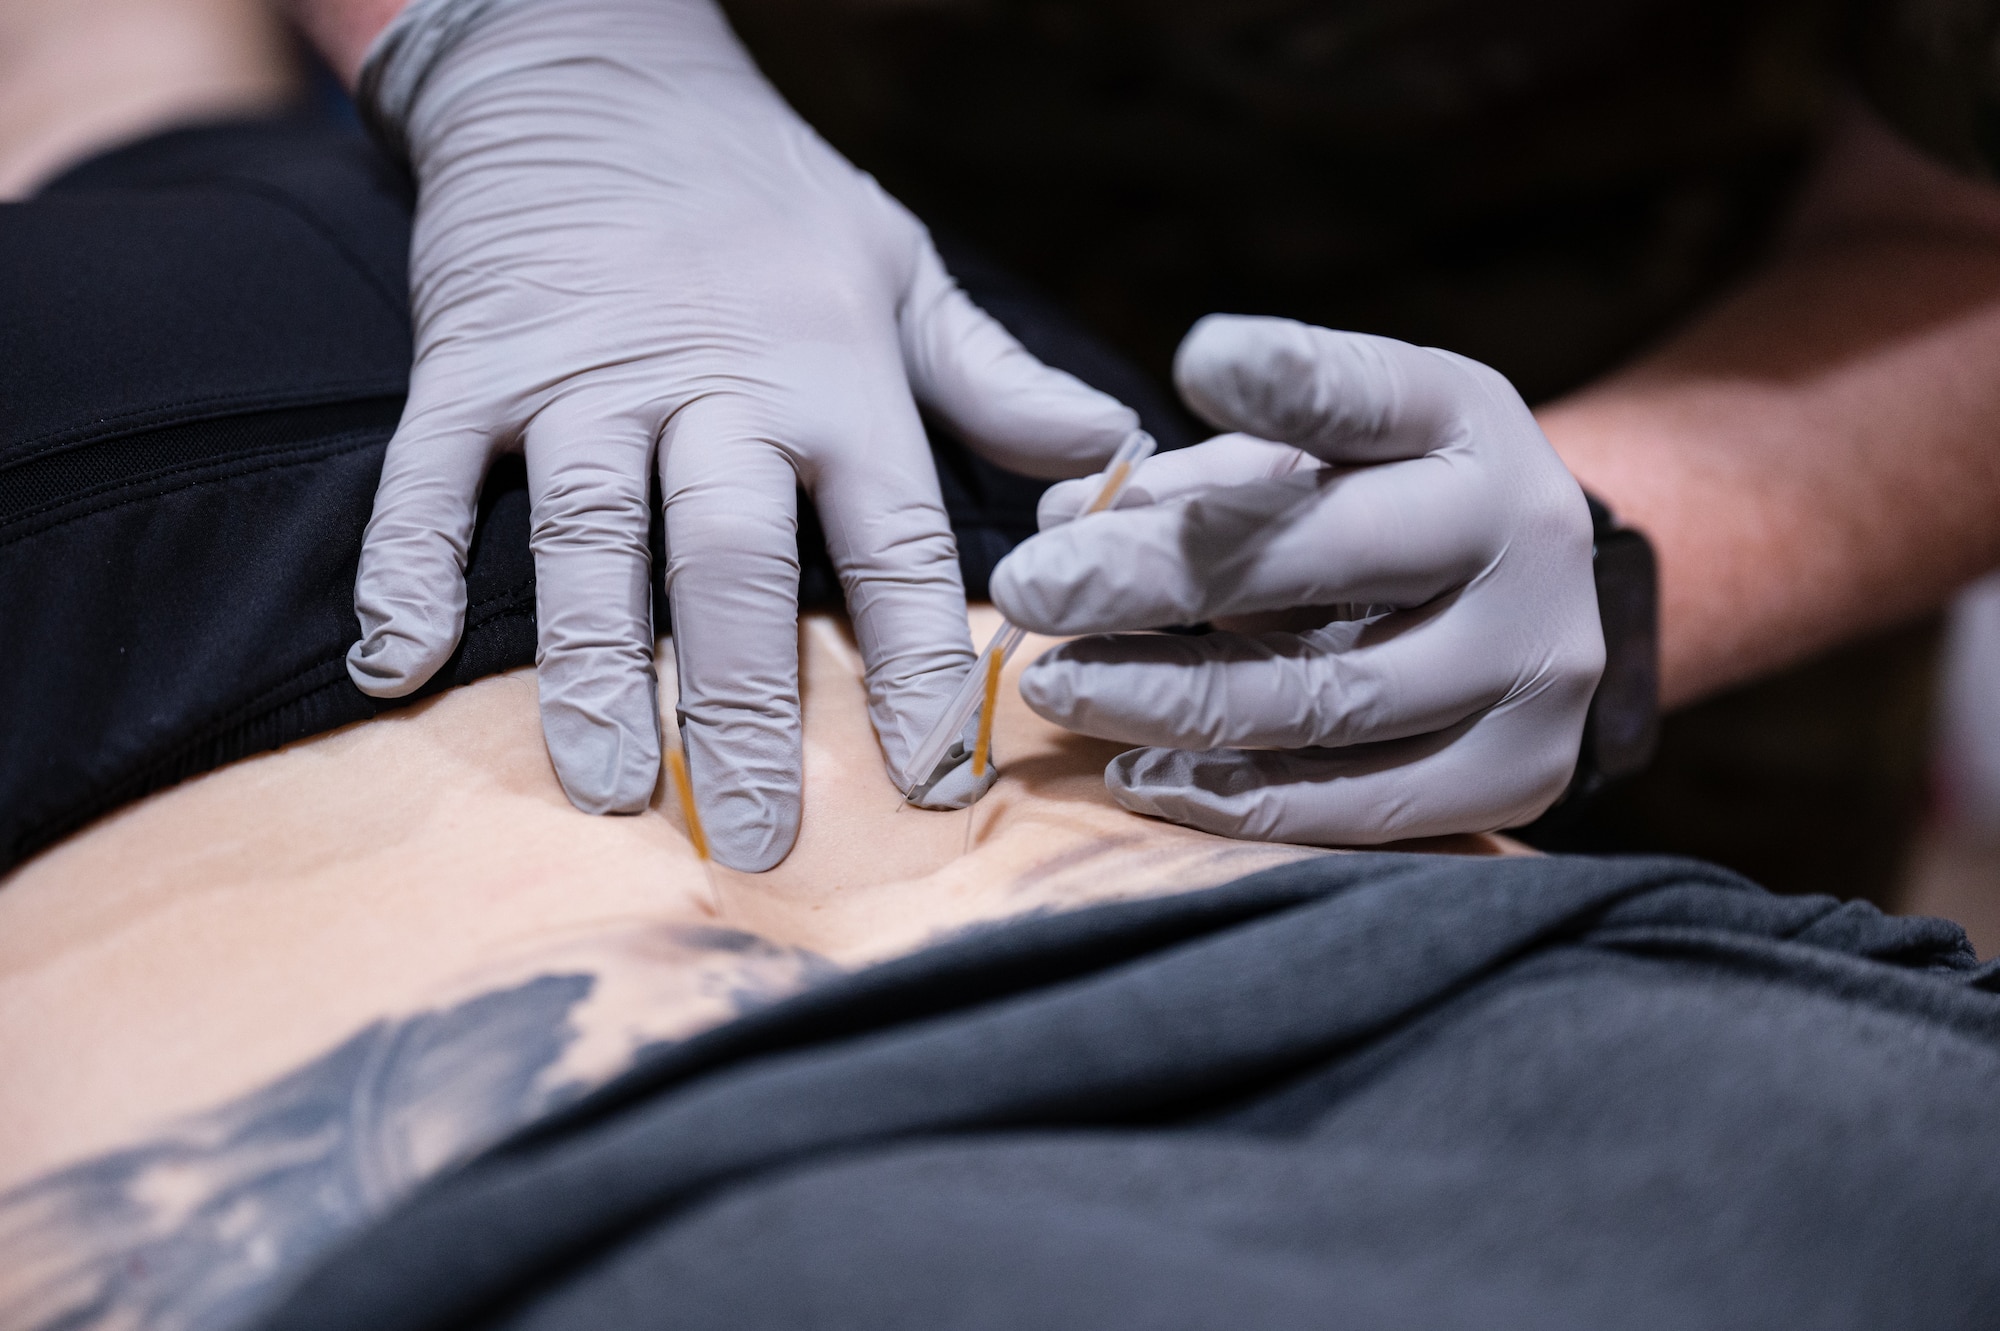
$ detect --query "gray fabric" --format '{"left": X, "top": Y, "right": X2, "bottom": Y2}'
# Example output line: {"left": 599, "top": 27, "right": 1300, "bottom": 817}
{"left": 257, "top": 852, "right": 2000, "bottom": 1330}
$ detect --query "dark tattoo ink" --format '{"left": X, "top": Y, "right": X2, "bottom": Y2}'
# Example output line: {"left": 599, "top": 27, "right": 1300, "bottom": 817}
{"left": 0, "top": 925, "right": 839, "bottom": 1331}
{"left": 0, "top": 975, "right": 593, "bottom": 1331}
{"left": 671, "top": 924, "right": 845, "bottom": 1016}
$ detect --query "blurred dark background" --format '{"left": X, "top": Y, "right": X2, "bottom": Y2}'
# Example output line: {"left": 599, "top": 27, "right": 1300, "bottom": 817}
{"left": 726, "top": 0, "right": 1833, "bottom": 405}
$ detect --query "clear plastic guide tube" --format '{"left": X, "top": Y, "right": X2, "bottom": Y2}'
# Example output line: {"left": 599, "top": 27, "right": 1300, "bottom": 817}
{"left": 901, "top": 428, "right": 1158, "bottom": 802}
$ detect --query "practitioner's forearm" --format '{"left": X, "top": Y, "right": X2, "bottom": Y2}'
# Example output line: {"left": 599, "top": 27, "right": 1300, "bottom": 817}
{"left": 1541, "top": 107, "right": 2000, "bottom": 709}
{"left": 287, "top": 0, "right": 409, "bottom": 85}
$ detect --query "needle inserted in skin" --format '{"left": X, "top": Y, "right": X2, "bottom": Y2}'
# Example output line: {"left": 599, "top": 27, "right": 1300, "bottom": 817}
{"left": 971, "top": 647, "right": 1003, "bottom": 780}
{"left": 963, "top": 648, "right": 1007, "bottom": 853}
{"left": 666, "top": 742, "right": 720, "bottom": 910}
{"left": 898, "top": 429, "right": 1158, "bottom": 811}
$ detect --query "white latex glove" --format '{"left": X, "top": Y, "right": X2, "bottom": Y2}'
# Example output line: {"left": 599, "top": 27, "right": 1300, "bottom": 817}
{"left": 990, "top": 315, "right": 1604, "bottom": 844}
{"left": 344, "top": 0, "right": 1136, "bottom": 869}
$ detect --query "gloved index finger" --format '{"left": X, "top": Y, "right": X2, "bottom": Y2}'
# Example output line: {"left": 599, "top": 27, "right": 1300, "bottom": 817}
{"left": 348, "top": 371, "right": 498, "bottom": 699}
{"left": 1035, "top": 433, "right": 1314, "bottom": 531}
{"left": 1173, "top": 315, "right": 1479, "bottom": 467}
{"left": 995, "top": 456, "right": 1493, "bottom": 636}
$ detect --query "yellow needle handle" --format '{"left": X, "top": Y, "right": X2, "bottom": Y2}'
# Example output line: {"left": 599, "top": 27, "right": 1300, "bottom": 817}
{"left": 1085, "top": 460, "right": 1131, "bottom": 514}
{"left": 971, "top": 647, "right": 1004, "bottom": 779}
{"left": 666, "top": 745, "right": 710, "bottom": 862}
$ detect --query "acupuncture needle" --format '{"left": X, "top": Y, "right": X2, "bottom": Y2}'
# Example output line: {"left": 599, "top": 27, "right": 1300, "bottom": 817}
{"left": 665, "top": 737, "right": 721, "bottom": 912}
{"left": 962, "top": 645, "right": 1007, "bottom": 852}
{"left": 902, "top": 427, "right": 1158, "bottom": 812}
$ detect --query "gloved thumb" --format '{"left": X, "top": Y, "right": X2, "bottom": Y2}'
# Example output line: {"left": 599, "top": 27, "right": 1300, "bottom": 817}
{"left": 901, "top": 241, "right": 1138, "bottom": 480}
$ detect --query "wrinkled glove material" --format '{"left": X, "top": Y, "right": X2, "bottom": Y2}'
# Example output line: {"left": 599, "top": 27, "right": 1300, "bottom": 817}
{"left": 992, "top": 315, "right": 1603, "bottom": 845}
{"left": 348, "top": 0, "right": 1136, "bottom": 867}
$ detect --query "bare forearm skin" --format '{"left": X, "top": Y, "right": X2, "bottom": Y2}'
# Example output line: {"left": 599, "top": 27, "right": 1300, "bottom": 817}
{"left": 1542, "top": 106, "right": 2000, "bottom": 710}
{"left": 288, "top": 0, "right": 409, "bottom": 85}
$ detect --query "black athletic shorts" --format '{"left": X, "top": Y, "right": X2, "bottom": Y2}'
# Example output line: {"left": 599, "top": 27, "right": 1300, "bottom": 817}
{"left": 0, "top": 113, "right": 1192, "bottom": 876}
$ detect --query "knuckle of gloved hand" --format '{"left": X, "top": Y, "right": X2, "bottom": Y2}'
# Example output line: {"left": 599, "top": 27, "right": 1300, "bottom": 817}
{"left": 1304, "top": 674, "right": 1375, "bottom": 749}
{"left": 1436, "top": 346, "right": 1514, "bottom": 399}
{"left": 1484, "top": 672, "right": 1594, "bottom": 819}
{"left": 1035, "top": 647, "right": 1199, "bottom": 742}
{"left": 1169, "top": 583, "right": 1230, "bottom": 629}
{"left": 1479, "top": 447, "right": 1587, "bottom": 554}
{"left": 533, "top": 485, "right": 647, "bottom": 551}
{"left": 859, "top": 165, "right": 922, "bottom": 232}
{"left": 1425, "top": 347, "right": 1532, "bottom": 432}
{"left": 1512, "top": 744, "right": 1581, "bottom": 825}
{"left": 1502, "top": 626, "right": 1601, "bottom": 718}
{"left": 1553, "top": 632, "right": 1608, "bottom": 706}
{"left": 795, "top": 263, "right": 891, "bottom": 337}
{"left": 1437, "top": 385, "right": 1571, "bottom": 499}
{"left": 846, "top": 170, "right": 931, "bottom": 267}
{"left": 1416, "top": 456, "right": 1507, "bottom": 563}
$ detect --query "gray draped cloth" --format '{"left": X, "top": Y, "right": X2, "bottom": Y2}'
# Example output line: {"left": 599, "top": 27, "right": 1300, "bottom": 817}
{"left": 258, "top": 851, "right": 2000, "bottom": 1330}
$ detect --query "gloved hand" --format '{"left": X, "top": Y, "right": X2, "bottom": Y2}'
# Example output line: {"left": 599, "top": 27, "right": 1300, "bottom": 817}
{"left": 990, "top": 315, "right": 1604, "bottom": 844}
{"left": 344, "top": 0, "right": 1136, "bottom": 869}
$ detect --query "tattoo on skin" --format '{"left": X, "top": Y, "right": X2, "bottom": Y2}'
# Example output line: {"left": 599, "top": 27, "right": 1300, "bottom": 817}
{"left": 0, "top": 843, "right": 1314, "bottom": 1331}
{"left": 0, "top": 927, "right": 836, "bottom": 1331}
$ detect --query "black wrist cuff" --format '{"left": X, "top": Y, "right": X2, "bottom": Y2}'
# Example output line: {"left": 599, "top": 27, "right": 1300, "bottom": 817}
{"left": 1567, "top": 494, "right": 1660, "bottom": 801}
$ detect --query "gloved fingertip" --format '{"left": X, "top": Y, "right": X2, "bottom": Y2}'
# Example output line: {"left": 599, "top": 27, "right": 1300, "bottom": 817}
{"left": 703, "top": 790, "right": 800, "bottom": 872}
{"left": 345, "top": 633, "right": 436, "bottom": 699}
{"left": 902, "top": 743, "right": 1000, "bottom": 811}
{"left": 543, "top": 704, "right": 662, "bottom": 817}
{"left": 1105, "top": 747, "right": 1255, "bottom": 836}
{"left": 1170, "top": 314, "right": 1244, "bottom": 397}
{"left": 1172, "top": 314, "right": 1313, "bottom": 435}
{"left": 1105, "top": 744, "right": 1173, "bottom": 800}
{"left": 1105, "top": 754, "right": 1176, "bottom": 824}
{"left": 1014, "top": 657, "right": 1081, "bottom": 725}
{"left": 1173, "top": 312, "right": 1288, "bottom": 375}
